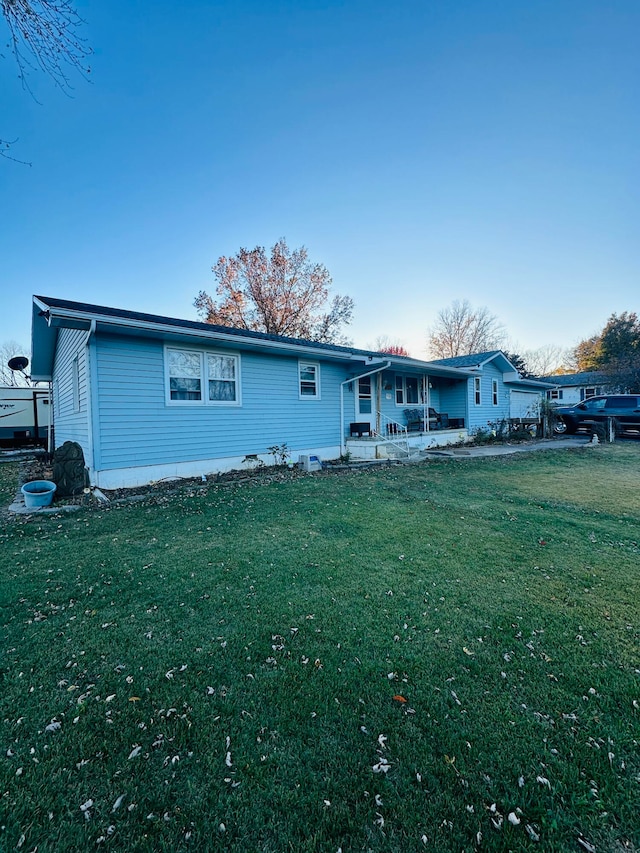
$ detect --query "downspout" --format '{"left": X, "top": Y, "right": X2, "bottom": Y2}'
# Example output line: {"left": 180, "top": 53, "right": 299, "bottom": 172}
{"left": 47, "top": 382, "right": 53, "bottom": 453}
{"left": 339, "top": 361, "right": 391, "bottom": 456}
{"left": 85, "top": 320, "right": 97, "bottom": 480}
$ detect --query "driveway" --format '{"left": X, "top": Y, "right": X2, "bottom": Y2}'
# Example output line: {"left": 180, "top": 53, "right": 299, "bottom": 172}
{"left": 424, "top": 436, "right": 593, "bottom": 459}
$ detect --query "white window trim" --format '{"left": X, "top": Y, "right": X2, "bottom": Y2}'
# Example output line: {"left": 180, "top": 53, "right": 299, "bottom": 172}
{"left": 298, "top": 361, "right": 321, "bottom": 400}
{"left": 164, "top": 346, "right": 241, "bottom": 406}
{"left": 474, "top": 377, "right": 481, "bottom": 406}
{"left": 492, "top": 379, "right": 498, "bottom": 406}
{"left": 394, "top": 374, "right": 421, "bottom": 406}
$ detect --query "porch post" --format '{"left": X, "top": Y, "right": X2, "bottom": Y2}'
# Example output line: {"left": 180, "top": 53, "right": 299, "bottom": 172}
{"left": 423, "top": 375, "right": 431, "bottom": 432}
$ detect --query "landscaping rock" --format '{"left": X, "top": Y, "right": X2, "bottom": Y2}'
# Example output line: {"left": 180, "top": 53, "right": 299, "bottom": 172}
{"left": 52, "top": 441, "right": 89, "bottom": 496}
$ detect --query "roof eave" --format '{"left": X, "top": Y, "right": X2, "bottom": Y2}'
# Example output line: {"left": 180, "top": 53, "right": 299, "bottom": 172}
{"left": 32, "top": 296, "right": 476, "bottom": 377}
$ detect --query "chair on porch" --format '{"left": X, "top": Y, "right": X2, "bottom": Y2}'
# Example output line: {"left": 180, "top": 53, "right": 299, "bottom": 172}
{"left": 404, "top": 408, "right": 448, "bottom": 431}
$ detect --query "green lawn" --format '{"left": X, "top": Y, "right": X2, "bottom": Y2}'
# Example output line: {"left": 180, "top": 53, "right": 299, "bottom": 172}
{"left": 1, "top": 446, "right": 639, "bottom": 852}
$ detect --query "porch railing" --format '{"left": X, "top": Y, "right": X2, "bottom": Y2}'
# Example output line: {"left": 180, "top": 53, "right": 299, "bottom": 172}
{"left": 375, "top": 412, "right": 409, "bottom": 455}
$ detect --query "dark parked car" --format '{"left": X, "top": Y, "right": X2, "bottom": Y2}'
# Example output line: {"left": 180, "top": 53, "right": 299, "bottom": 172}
{"left": 553, "top": 394, "right": 640, "bottom": 435}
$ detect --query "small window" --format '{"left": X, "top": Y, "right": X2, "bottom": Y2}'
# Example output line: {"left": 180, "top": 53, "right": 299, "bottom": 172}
{"left": 492, "top": 379, "right": 498, "bottom": 406}
{"left": 358, "top": 376, "right": 372, "bottom": 413}
{"left": 299, "top": 362, "right": 320, "bottom": 399}
{"left": 549, "top": 389, "right": 563, "bottom": 400}
{"left": 395, "top": 375, "right": 404, "bottom": 405}
{"left": 474, "top": 377, "right": 481, "bottom": 406}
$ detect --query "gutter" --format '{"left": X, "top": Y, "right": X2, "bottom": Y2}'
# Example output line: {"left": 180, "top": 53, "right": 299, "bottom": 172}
{"left": 339, "top": 361, "right": 391, "bottom": 456}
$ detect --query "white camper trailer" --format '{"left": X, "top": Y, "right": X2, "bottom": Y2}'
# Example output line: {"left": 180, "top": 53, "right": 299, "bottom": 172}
{"left": 0, "top": 387, "right": 50, "bottom": 448}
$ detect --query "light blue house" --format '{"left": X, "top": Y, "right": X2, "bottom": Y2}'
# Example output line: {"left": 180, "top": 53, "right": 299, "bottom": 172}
{"left": 428, "top": 351, "right": 553, "bottom": 427}
{"left": 30, "top": 297, "right": 550, "bottom": 488}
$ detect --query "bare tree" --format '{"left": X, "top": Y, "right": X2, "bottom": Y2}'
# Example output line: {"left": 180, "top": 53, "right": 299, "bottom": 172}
{"left": 195, "top": 239, "right": 355, "bottom": 345}
{"left": 427, "top": 300, "right": 506, "bottom": 359}
{"left": 521, "top": 344, "right": 572, "bottom": 377}
{"left": 0, "top": 340, "right": 33, "bottom": 386}
{"left": 2, "top": 0, "right": 91, "bottom": 162}
{"left": 371, "top": 335, "right": 410, "bottom": 357}
{"left": 1, "top": 0, "right": 91, "bottom": 94}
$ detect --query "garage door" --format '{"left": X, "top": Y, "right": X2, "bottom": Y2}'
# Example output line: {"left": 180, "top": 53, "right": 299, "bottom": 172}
{"left": 510, "top": 391, "right": 540, "bottom": 419}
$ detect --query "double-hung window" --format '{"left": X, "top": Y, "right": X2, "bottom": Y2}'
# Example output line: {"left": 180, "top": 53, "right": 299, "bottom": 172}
{"left": 395, "top": 375, "right": 420, "bottom": 405}
{"left": 395, "top": 375, "right": 404, "bottom": 404}
{"left": 299, "top": 362, "right": 320, "bottom": 399}
{"left": 168, "top": 350, "right": 202, "bottom": 401}
{"left": 166, "top": 347, "right": 240, "bottom": 405}
{"left": 207, "top": 354, "right": 237, "bottom": 402}
{"left": 474, "top": 377, "right": 481, "bottom": 406}
{"left": 492, "top": 379, "right": 498, "bottom": 406}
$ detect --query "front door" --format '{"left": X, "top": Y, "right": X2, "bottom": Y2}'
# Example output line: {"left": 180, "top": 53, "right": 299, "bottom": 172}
{"left": 357, "top": 376, "right": 376, "bottom": 431}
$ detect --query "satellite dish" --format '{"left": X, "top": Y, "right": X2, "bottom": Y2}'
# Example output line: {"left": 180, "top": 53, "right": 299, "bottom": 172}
{"left": 8, "top": 356, "right": 29, "bottom": 372}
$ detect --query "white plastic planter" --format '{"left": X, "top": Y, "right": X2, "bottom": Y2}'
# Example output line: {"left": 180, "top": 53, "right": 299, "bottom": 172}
{"left": 21, "top": 480, "right": 57, "bottom": 508}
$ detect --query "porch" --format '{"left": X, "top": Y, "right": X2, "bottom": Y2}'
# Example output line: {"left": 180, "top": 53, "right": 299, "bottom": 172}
{"left": 345, "top": 416, "right": 470, "bottom": 460}
{"left": 341, "top": 363, "right": 471, "bottom": 460}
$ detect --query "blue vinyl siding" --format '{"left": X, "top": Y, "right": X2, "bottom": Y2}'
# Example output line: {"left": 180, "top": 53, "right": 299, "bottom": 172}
{"left": 94, "top": 335, "right": 347, "bottom": 470}
{"left": 466, "top": 363, "right": 510, "bottom": 429}
{"left": 342, "top": 369, "right": 469, "bottom": 432}
{"left": 378, "top": 370, "right": 468, "bottom": 429}
{"left": 438, "top": 382, "right": 467, "bottom": 423}
{"left": 52, "top": 328, "right": 91, "bottom": 457}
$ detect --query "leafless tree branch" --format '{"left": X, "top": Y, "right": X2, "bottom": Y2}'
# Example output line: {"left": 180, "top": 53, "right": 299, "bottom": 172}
{"left": 427, "top": 300, "right": 506, "bottom": 358}
{"left": 195, "top": 239, "right": 354, "bottom": 345}
{"left": 1, "top": 0, "right": 92, "bottom": 97}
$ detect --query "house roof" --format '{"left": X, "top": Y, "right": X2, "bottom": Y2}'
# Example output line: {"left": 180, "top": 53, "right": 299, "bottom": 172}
{"left": 429, "top": 349, "right": 554, "bottom": 389}
{"left": 428, "top": 350, "right": 506, "bottom": 369}
{"left": 540, "top": 371, "right": 609, "bottom": 387}
{"left": 30, "top": 296, "right": 474, "bottom": 382}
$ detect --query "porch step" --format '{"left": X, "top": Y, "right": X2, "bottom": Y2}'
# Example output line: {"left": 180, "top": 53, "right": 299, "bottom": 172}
{"left": 381, "top": 442, "right": 411, "bottom": 459}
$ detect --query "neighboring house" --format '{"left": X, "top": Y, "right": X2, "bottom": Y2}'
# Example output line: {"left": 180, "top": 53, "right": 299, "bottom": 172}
{"left": 30, "top": 297, "right": 551, "bottom": 488}
{"left": 429, "top": 351, "right": 553, "bottom": 426}
{"left": 540, "top": 371, "right": 611, "bottom": 405}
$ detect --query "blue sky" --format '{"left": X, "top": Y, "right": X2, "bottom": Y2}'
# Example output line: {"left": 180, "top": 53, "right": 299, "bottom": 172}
{"left": 1, "top": 0, "right": 638, "bottom": 363}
